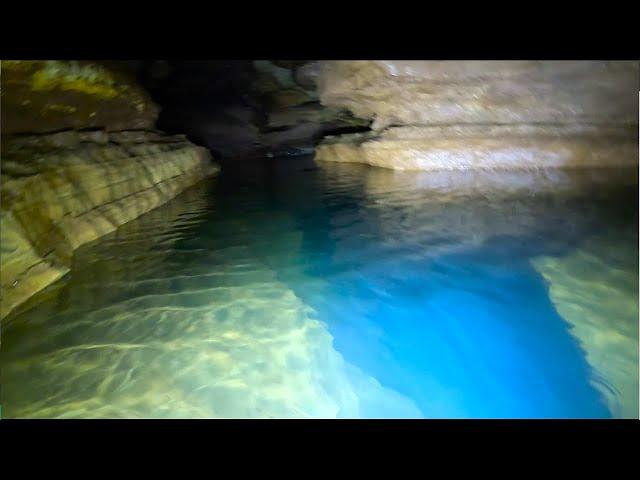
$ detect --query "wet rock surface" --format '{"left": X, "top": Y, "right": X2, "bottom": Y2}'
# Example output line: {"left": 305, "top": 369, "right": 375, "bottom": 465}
{"left": 316, "top": 123, "right": 638, "bottom": 170}
{"left": 1, "top": 61, "right": 220, "bottom": 319}
{"left": 315, "top": 61, "right": 639, "bottom": 170}
{"left": 1, "top": 132, "right": 216, "bottom": 320}
{"left": 533, "top": 230, "right": 639, "bottom": 419}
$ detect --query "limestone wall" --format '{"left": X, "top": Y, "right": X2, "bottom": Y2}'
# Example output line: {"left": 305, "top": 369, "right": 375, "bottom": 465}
{"left": 316, "top": 124, "right": 638, "bottom": 171}
{"left": 1, "top": 131, "right": 218, "bottom": 320}
{"left": 2, "top": 60, "right": 159, "bottom": 134}
{"left": 315, "top": 61, "right": 639, "bottom": 170}
{"left": 1, "top": 60, "right": 221, "bottom": 320}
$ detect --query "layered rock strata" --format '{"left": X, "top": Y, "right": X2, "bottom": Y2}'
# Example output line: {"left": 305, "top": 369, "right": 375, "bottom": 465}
{"left": 1, "top": 131, "right": 216, "bottom": 320}
{"left": 1, "top": 61, "right": 219, "bottom": 320}
{"left": 316, "top": 124, "right": 637, "bottom": 170}
{"left": 314, "top": 61, "right": 639, "bottom": 170}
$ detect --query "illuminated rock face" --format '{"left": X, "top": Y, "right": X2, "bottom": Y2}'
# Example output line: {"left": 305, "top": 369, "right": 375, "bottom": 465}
{"left": 1, "top": 61, "right": 221, "bottom": 320}
{"left": 316, "top": 124, "right": 638, "bottom": 171}
{"left": 315, "top": 61, "right": 639, "bottom": 170}
{"left": 0, "top": 132, "right": 217, "bottom": 320}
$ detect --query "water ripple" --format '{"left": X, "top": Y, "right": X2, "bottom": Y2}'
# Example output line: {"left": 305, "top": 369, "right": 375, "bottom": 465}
{"left": 1, "top": 162, "right": 637, "bottom": 418}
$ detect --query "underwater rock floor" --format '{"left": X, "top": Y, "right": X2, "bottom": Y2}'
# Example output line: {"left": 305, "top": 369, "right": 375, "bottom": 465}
{"left": 1, "top": 160, "right": 638, "bottom": 419}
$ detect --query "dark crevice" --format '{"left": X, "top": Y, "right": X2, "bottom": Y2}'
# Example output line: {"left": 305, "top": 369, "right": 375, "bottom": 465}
{"left": 261, "top": 126, "right": 292, "bottom": 134}
{"left": 319, "top": 124, "right": 372, "bottom": 138}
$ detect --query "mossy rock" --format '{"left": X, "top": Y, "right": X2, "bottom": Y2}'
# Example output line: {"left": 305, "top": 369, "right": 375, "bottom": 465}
{"left": 1, "top": 60, "right": 160, "bottom": 134}
{"left": 264, "top": 88, "right": 316, "bottom": 110}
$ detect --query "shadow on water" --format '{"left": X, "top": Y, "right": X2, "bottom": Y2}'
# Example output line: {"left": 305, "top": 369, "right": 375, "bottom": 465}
{"left": 1, "top": 157, "right": 637, "bottom": 418}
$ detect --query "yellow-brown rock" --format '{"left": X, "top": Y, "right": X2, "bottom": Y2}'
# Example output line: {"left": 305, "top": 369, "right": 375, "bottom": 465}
{"left": 532, "top": 233, "right": 639, "bottom": 418}
{"left": 1, "top": 60, "right": 159, "bottom": 134}
{"left": 315, "top": 61, "right": 639, "bottom": 170}
{"left": 316, "top": 124, "right": 637, "bottom": 171}
{"left": 1, "top": 131, "right": 218, "bottom": 320}
{"left": 317, "top": 61, "right": 638, "bottom": 130}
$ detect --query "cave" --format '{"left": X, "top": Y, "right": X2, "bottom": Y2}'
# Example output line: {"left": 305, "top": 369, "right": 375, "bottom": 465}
{"left": 0, "top": 59, "right": 638, "bottom": 420}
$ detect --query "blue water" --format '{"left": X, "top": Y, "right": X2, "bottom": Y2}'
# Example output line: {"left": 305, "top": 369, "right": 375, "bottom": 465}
{"left": 306, "top": 250, "right": 607, "bottom": 418}
{"left": 1, "top": 158, "right": 637, "bottom": 418}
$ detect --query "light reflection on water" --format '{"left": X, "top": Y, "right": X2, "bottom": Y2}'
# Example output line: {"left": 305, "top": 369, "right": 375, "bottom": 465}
{"left": 1, "top": 158, "right": 637, "bottom": 418}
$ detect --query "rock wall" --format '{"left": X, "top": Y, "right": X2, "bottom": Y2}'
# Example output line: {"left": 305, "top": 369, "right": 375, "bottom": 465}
{"left": 134, "top": 60, "right": 369, "bottom": 159}
{"left": 1, "top": 61, "right": 219, "bottom": 320}
{"left": 2, "top": 60, "right": 159, "bottom": 134}
{"left": 315, "top": 61, "right": 639, "bottom": 170}
{"left": 1, "top": 131, "right": 217, "bottom": 320}
{"left": 252, "top": 61, "right": 369, "bottom": 155}
{"left": 316, "top": 123, "right": 637, "bottom": 170}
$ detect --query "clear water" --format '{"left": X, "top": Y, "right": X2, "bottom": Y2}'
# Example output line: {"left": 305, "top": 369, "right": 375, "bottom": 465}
{"left": 2, "top": 158, "right": 638, "bottom": 419}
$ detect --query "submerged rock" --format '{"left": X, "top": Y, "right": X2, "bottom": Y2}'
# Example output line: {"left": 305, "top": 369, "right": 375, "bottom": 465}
{"left": 1, "top": 187, "right": 422, "bottom": 419}
{"left": 532, "top": 232, "right": 639, "bottom": 418}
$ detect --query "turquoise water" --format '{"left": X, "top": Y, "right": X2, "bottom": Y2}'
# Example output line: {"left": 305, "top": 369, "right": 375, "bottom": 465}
{"left": 1, "top": 158, "right": 638, "bottom": 418}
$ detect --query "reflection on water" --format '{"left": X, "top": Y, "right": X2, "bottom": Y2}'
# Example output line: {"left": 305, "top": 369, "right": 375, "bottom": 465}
{"left": 1, "top": 159, "right": 638, "bottom": 418}
{"left": 533, "top": 233, "right": 639, "bottom": 418}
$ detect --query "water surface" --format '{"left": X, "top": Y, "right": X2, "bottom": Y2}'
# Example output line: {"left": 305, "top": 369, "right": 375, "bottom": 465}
{"left": 2, "top": 158, "right": 638, "bottom": 418}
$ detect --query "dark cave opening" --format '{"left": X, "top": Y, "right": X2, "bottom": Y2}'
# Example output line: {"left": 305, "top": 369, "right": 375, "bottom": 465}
{"left": 120, "top": 60, "right": 371, "bottom": 162}
{"left": 319, "top": 124, "right": 373, "bottom": 138}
